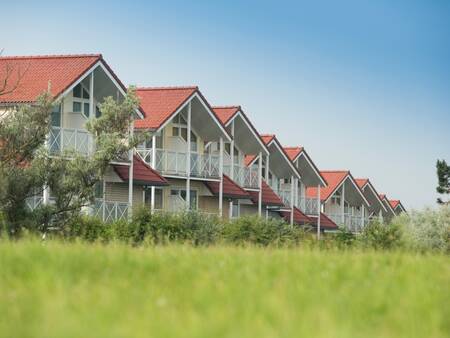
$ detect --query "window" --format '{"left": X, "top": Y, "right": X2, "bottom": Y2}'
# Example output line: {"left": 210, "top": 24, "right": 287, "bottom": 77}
{"left": 51, "top": 104, "right": 61, "bottom": 127}
{"left": 224, "top": 143, "right": 231, "bottom": 155}
{"left": 172, "top": 115, "right": 198, "bottom": 152}
{"left": 95, "top": 106, "right": 102, "bottom": 118}
{"left": 232, "top": 200, "right": 240, "bottom": 218}
{"left": 331, "top": 190, "right": 341, "bottom": 205}
{"left": 144, "top": 188, "right": 163, "bottom": 209}
{"left": 171, "top": 188, "right": 197, "bottom": 210}
{"left": 72, "top": 83, "right": 91, "bottom": 118}
{"left": 94, "top": 182, "right": 104, "bottom": 199}
{"left": 144, "top": 131, "right": 163, "bottom": 149}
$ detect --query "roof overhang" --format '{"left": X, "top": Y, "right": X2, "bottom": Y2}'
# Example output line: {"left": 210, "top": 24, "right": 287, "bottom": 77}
{"left": 324, "top": 175, "right": 371, "bottom": 207}
{"left": 266, "top": 137, "right": 301, "bottom": 180}
{"left": 362, "top": 181, "right": 388, "bottom": 213}
{"left": 293, "top": 150, "right": 326, "bottom": 187}
{"left": 225, "top": 110, "right": 270, "bottom": 156}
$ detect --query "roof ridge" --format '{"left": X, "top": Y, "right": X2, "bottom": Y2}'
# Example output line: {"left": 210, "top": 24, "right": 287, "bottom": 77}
{"left": 320, "top": 170, "right": 349, "bottom": 173}
{"left": 212, "top": 105, "right": 240, "bottom": 109}
{"left": 136, "top": 86, "right": 198, "bottom": 91}
{"left": 0, "top": 53, "right": 102, "bottom": 60}
{"left": 283, "top": 146, "right": 302, "bottom": 150}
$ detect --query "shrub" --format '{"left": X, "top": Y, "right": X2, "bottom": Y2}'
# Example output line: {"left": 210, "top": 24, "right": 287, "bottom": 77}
{"left": 333, "top": 227, "right": 356, "bottom": 248}
{"left": 395, "top": 206, "right": 450, "bottom": 253}
{"left": 222, "top": 215, "right": 305, "bottom": 247}
{"left": 64, "top": 215, "right": 110, "bottom": 243}
{"left": 359, "top": 220, "right": 402, "bottom": 250}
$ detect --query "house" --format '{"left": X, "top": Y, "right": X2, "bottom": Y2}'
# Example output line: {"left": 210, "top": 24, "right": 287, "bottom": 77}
{"left": 379, "top": 194, "right": 397, "bottom": 221}
{"left": 246, "top": 134, "right": 310, "bottom": 225}
{"left": 355, "top": 178, "right": 387, "bottom": 222}
{"left": 211, "top": 106, "right": 270, "bottom": 218}
{"left": 306, "top": 171, "right": 371, "bottom": 232}
{"left": 389, "top": 199, "right": 406, "bottom": 215}
{"left": 134, "top": 86, "right": 233, "bottom": 216}
{"left": 0, "top": 54, "right": 166, "bottom": 222}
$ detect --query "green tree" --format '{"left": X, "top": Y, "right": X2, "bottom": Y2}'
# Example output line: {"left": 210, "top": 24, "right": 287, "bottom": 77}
{"left": 0, "top": 81, "right": 141, "bottom": 236}
{"left": 436, "top": 159, "right": 450, "bottom": 205}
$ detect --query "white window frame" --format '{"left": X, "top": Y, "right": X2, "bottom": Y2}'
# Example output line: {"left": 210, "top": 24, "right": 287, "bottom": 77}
{"left": 72, "top": 82, "right": 91, "bottom": 118}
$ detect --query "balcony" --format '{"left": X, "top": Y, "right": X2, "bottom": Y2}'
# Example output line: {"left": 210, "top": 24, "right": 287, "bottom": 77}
{"left": 93, "top": 199, "right": 129, "bottom": 223}
{"left": 298, "top": 197, "right": 320, "bottom": 215}
{"left": 136, "top": 148, "right": 220, "bottom": 179}
{"left": 327, "top": 213, "right": 369, "bottom": 233}
{"left": 49, "top": 127, "right": 94, "bottom": 156}
{"left": 224, "top": 164, "right": 259, "bottom": 189}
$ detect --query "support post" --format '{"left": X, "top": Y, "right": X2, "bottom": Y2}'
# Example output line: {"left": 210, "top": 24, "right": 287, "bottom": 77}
{"left": 265, "top": 155, "right": 270, "bottom": 183}
{"left": 290, "top": 176, "right": 294, "bottom": 226}
{"left": 186, "top": 102, "right": 191, "bottom": 210}
{"left": 89, "top": 72, "right": 94, "bottom": 118}
{"left": 258, "top": 152, "right": 263, "bottom": 217}
{"left": 294, "top": 177, "right": 299, "bottom": 208}
{"left": 102, "top": 179, "right": 106, "bottom": 221}
{"left": 229, "top": 121, "right": 235, "bottom": 219}
{"left": 341, "top": 184, "right": 345, "bottom": 226}
{"left": 128, "top": 122, "right": 134, "bottom": 220}
{"left": 361, "top": 204, "right": 365, "bottom": 229}
{"left": 317, "top": 184, "right": 321, "bottom": 240}
{"left": 150, "top": 134, "right": 156, "bottom": 213}
{"left": 219, "top": 137, "right": 224, "bottom": 217}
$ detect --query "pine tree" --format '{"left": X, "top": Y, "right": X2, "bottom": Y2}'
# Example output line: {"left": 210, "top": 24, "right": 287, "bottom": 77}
{"left": 436, "top": 159, "right": 450, "bottom": 205}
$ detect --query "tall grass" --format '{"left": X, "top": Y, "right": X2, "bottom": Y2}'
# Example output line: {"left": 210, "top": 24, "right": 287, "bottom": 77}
{"left": 0, "top": 240, "right": 448, "bottom": 338}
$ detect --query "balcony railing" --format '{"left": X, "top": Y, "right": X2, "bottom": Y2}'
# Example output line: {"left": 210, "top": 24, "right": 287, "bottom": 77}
{"left": 26, "top": 195, "right": 43, "bottom": 211}
{"left": 298, "top": 196, "right": 320, "bottom": 215}
{"left": 136, "top": 149, "right": 220, "bottom": 179}
{"left": 327, "top": 213, "right": 369, "bottom": 233}
{"left": 93, "top": 199, "right": 129, "bottom": 223}
{"left": 224, "top": 164, "right": 259, "bottom": 189}
{"left": 49, "top": 127, "right": 94, "bottom": 156}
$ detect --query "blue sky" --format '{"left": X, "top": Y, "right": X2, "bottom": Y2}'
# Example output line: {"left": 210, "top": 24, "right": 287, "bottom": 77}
{"left": 1, "top": 0, "right": 449, "bottom": 209}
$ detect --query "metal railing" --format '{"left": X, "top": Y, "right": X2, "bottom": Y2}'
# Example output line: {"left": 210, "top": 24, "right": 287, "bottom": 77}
{"left": 327, "top": 213, "right": 370, "bottom": 233}
{"left": 49, "top": 127, "right": 94, "bottom": 156}
{"left": 298, "top": 196, "right": 320, "bottom": 215}
{"left": 136, "top": 148, "right": 220, "bottom": 179}
{"left": 223, "top": 164, "right": 259, "bottom": 188}
{"left": 26, "top": 195, "right": 43, "bottom": 211}
{"left": 93, "top": 199, "right": 129, "bottom": 223}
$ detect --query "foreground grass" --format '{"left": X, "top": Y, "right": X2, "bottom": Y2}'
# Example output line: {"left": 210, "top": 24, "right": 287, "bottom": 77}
{"left": 0, "top": 241, "right": 448, "bottom": 338}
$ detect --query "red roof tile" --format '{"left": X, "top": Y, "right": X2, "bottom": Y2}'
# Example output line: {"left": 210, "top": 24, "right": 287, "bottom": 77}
{"left": 283, "top": 146, "right": 304, "bottom": 161}
{"left": 0, "top": 54, "right": 105, "bottom": 104}
{"left": 260, "top": 134, "right": 275, "bottom": 145}
{"left": 309, "top": 213, "right": 338, "bottom": 230}
{"left": 113, "top": 155, "right": 168, "bottom": 186}
{"left": 134, "top": 86, "right": 198, "bottom": 130}
{"left": 306, "top": 171, "right": 349, "bottom": 201}
{"left": 244, "top": 154, "right": 257, "bottom": 166}
{"left": 205, "top": 175, "right": 250, "bottom": 199}
{"left": 212, "top": 106, "right": 240, "bottom": 125}
{"left": 280, "top": 207, "right": 313, "bottom": 225}
{"left": 248, "top": 181, "right": 284, "bottom": 206}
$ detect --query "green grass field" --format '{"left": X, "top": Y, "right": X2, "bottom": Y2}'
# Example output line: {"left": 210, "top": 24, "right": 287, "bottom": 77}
{"left": 0, "top": 241, "right": 448, "bottom": 338}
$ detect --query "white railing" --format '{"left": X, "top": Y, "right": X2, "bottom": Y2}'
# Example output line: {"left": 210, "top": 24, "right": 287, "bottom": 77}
{"left": 223, "top": 164, "right": 259, "bottom": 188}
{"left": 277, "top": 189, "right": 292, "bottom": 206}
{"left": 26, "top": 195, "right": 43, "bottom": 211}
{"left": 327, "top": 213, "right": 370, "bottom": 233}
{"left": 49, "top": 127, "right": 94, "bottom": 156}
{"left": 136, "top": 148, "right": 220, "bottom": 179}
{"left": 298, "top": 196, "right": 320, "bottom": 215}
{"left": 93, "top": 199, "right": 129, "bottom": 223}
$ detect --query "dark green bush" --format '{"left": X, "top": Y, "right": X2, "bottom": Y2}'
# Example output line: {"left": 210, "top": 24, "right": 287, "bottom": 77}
{"left": 64, "top": 215, "right": 110, "bottom": 243}
{"left": 222, "top": 215, "right": 305, "bottom": 247}
{"left": 359, "top": 221, "right": 402, "bottom": 250}
{"left": 333, "top": 228, "right": 356, "bottom": 248}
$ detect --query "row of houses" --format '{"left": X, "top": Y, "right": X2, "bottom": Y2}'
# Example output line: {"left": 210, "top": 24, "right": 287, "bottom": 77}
{"left": 0, "top": 54, "right": 406, "bottom": 232}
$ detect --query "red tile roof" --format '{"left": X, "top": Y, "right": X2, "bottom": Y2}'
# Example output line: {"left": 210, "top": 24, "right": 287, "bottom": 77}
{"left": 280, "top": 207, "right": 313, "bottom": 225}
{"left": 248, "top": 181, "right": 284, "bottom": 206}
{"left": 283, "top": 146, "right": 304, "bottom": 161}
{"left": 134, "top": 86, "right": 198, "bottom": 130}
{"left": 355, "top": 178, "right": 369, "bottom": 189}
{"left": 309, "top": 213, "right": 338, "bottom": 230}
{"left": 0, "top": 54, "right": 110, "bottom": 104}
{"left": 205, "top": 175, "right": 250, "bottom": 199}
{"left": 260, "top": 134, "right": 276, "bottom": 145}
{"left": 389, "top": 200, "right": 400, "bottom": 209}
{"left": 306, "top": 171, "right": 349, "bottom": 201}
{"left": 212, "top": 106, "right": 240, "bottom": 125}
{"left": 244, "top": 154, "right": 257, "bottom": 167}
{"left": 113, "top": 155, "right": 168, "bottom": 186}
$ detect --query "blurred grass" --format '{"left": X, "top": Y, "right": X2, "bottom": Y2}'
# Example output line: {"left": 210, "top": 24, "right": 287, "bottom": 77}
{"left": 0, "top": 240, "right": 448, "bottom": 338}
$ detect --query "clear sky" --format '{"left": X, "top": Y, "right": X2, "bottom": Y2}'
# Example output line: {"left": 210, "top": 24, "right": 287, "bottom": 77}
{"left": 1, "top": 0, "right": 449, "bottom": 209}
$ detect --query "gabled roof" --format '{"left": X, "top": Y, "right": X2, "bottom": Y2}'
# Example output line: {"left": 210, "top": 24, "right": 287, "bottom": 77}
{"left": 280, "top": 207, "right": 313, "bottom": 225}
{"left": 379, "top": 194, "right": 397, "bottom": 214}
{"left": 309, "top": 213, "right": 338, "bottom": 230}
{"left": 248, "top": 181, "right": 284, "bottom": 207}
{"left": 306, "top": 171, "right": 348, "bottom": 201}
{"left": 114, "top": 155, "right": 168, "bottom": 186}
{"left": 212, "top": 106, "right": 240, "bottom": 125}
{"left": 205, "top": 175, "right": 250, "bottom": 199}
{"left": 283, "top": 146, "right": 326, "bottom": 186}
{"left": 306, "top": 170, "right": 369, "bottom": 206}
{"left": 134, "top": 86, "right": 197, "bottom": 129}
{"left": 0, "top": 54, "right": 126, "bottom": 104}
{"left": 283, "top": 146, "right": 304, "bottom": 161}
{"left": 244, "top": 154, "right": 257, "bottom": 167}
{"left": 389, "top": 199, "right": 406, "bottom": 212}
{"left": 355, "top": 178, "right": 387, "bottom": 212}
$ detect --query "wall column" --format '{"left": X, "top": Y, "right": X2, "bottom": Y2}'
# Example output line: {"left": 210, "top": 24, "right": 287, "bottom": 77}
{"left": 341, "top": 183, "right": 345, "bottom": 226}
{"left": 128, "top": 122, "right": 134, "bottom": 220}
{"left": 219, "top": 137, "right": 224, "bottom": 217}
{"left": 186, "top": 102, "right": 191, "bottom": 210}
{"left": 229, "top": 121, "right": 235, "bottom": 219}
{"left": 290, "top": 175, "right": 295, "bottom": 226}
